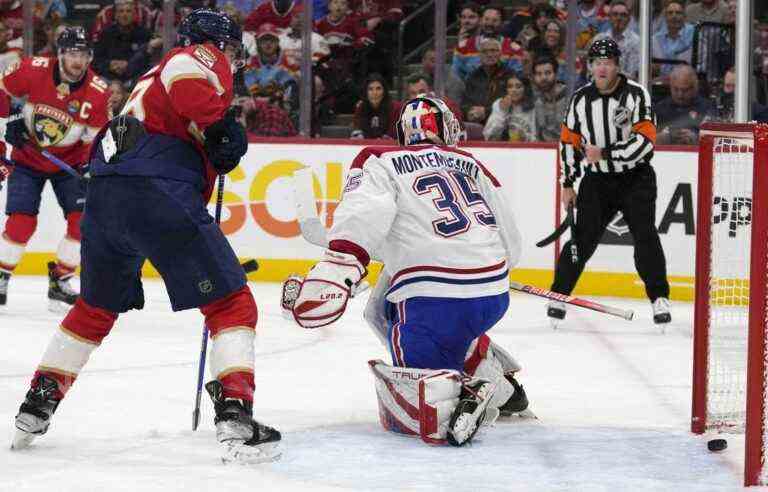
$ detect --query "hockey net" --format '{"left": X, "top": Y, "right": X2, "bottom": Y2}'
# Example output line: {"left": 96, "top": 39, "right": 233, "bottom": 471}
{"left": 692, "top": 123, "right": 768, "bottom": 486}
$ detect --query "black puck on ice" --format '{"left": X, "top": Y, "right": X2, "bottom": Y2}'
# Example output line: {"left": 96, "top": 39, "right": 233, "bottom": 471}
{"left": 708, "top": 439, "right": 727, "bottom": 452}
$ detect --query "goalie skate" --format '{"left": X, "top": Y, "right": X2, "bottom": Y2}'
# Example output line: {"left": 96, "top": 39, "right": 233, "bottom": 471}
{"left": 11, "top": 375, "right": 61, "bottom": 450}
{"left": 497, "top": 374, "right": 537, "bottom": 419}
{"left": 447, "top": 378, "right": 495, "bottom": 447}
{"left": 205, "top": 380, "right": 281, "bottom": 464}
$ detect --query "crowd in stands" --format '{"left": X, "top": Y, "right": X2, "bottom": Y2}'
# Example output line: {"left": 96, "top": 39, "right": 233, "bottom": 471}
{"left": 1, "top": 0, "right": 767, "bottom": 143}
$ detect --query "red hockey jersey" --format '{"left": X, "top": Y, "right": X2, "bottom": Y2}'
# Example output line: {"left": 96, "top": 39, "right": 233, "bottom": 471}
{"left": 244, "top": 1, "right": 298, "bottom": 33}
{"left": 121, "top": 43, "right": 235, "bottom": 200}
{"left": 0, "top": 56, "right": 111, "bottom": 174}
{"left": 314, "top": 14, "right": 373, "bottom": 50}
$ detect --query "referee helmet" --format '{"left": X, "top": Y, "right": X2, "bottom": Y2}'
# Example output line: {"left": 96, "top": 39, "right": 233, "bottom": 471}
{"left": 588, "top": 38, "right": 622, "bottom": 62}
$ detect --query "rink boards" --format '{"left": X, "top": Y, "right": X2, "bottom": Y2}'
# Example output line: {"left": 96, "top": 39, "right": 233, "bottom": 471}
{"left": 0, "top": 141, "right": 705, "bottom": 301}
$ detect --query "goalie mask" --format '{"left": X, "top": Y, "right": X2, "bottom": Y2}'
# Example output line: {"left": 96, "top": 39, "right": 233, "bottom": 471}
{"left": 396, "top": 95, "right": 462, "bottom": 147}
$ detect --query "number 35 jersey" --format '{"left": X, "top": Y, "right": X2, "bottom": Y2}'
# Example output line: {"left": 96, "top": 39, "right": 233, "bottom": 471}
{"left": 329, "top": 144, "right": 522, "bottom": 302}
{"left": 0, "top": 56, "right": 111, "bottom": 174}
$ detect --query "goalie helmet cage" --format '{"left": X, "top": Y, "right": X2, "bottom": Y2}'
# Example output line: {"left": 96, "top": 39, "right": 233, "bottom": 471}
{"left": 692, "top": 122, "right": 768, "bottom": 486}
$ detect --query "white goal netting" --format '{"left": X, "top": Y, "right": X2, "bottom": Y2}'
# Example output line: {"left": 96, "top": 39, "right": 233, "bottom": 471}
{"left": 704, "top": 136, "right": 753, "bottom": 432}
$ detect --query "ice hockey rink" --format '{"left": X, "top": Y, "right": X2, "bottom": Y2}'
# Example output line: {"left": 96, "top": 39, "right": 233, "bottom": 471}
{"left": 0, "top": 277, "right": 762, "bottom": 492}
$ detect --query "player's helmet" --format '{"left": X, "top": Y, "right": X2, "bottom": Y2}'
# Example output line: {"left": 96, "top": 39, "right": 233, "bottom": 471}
{"left": 177, "top": 8, "right": 243, "bottom": 58}
{"left": 588, "top": 38, "right": 621, "bottom": 63}
{"left": 56, "top": 26, "right": 92, "bottom": 56}
{"left": 396, "top": 95, "right": 462, "bottom": 147}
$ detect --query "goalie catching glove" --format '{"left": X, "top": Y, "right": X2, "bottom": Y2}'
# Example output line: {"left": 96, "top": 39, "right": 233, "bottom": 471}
{"left": 292, "top": 250, "right": 367, "bottom": 328}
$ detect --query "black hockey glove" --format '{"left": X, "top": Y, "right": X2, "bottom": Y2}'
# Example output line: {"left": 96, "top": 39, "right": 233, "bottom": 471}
{"left": 4, "top": 112, "right": 29, "bottom": 148}
{"left": 203, "top": 111, "right": 248, "bottom": 175}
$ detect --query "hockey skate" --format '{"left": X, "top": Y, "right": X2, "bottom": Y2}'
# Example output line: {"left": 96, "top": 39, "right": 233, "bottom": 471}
{"left": 205, "top": 380, "right": 281, "bottom": 464}
{"left": 546, "top": 301, "right": 566, "bottom": 328}
{"left": 0, "top": 270, "right": 9, "bottom": 308}
{"left": 47, "top": 262, "right": 78, "bottom": 312}
{"left": 497, "top": 374, "right": 537, "bottom": 419}
{"left": 11, "top": 375, "right": 61, "bottom": 450}
{"left": 652, "top": 297, "right": 671, "bottom": 324}
{"left": 446, "top": 378, "right": 495, "bottom": 447}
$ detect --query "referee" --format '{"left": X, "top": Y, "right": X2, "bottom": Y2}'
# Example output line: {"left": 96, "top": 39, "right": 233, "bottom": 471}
{"left": 547, "top": 38, "right": 671, "bottom": 326}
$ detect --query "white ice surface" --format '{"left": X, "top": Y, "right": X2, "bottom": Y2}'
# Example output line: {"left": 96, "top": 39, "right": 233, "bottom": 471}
{"left": 0, "top": 277, "right": 762, "bottom": 492}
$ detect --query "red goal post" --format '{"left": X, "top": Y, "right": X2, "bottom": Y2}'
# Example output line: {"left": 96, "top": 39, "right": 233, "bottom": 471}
{"left": 692, "top": 123, "right": 768, "bottom": 486}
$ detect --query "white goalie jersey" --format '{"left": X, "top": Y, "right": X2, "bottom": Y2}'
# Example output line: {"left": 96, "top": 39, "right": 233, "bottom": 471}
{"left": 328, "top": 144, "right": 521, "bottom": 303}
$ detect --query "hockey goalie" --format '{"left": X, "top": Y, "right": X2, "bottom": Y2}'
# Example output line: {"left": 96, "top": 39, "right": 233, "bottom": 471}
{"left": 287, "top": 94, "right": 531, "bottom": 446}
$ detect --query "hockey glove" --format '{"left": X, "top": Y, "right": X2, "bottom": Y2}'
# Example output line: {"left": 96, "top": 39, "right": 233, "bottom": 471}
{"left": 204, "top": 111, "right": 248, "bottom": 175}
{"left": 3, "top": 112, "right": 28, "bottom": 149}
{"left": 292, "top": 250, "right": 367, "bottom": 328}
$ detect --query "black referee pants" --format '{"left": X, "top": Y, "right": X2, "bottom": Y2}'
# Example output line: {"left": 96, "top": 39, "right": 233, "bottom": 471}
{"left": 551, "top": 165, "right": 670, "bottom": 302}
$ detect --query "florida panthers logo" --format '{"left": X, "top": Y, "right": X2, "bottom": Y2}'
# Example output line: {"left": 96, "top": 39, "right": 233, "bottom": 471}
{"left": 33, "top": 105, "right": 73, "bottom": 147}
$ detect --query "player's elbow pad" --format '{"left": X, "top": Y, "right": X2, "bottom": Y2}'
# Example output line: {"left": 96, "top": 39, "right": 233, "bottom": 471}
{"left": 203, "top": 111, "right": 248, "bottom": 175}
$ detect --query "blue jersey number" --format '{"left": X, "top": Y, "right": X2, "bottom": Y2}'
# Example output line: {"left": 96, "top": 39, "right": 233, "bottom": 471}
{"left": 413, "top": 172, "right": 496, "bottom": 237}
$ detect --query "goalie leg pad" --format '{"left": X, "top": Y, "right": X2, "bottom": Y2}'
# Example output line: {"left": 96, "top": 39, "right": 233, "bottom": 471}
{"left": 369, "top": 360, "right": 464, "bottom": 445}
{"left": 464, "top": 335, "right": 525, "bottom": 411}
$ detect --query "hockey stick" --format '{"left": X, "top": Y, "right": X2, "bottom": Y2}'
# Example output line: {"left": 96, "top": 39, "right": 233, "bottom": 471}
{"left": 535, "top": 204, "right": 574, "bottom": 248}
{"left": 192, "top": 175, "right": 226, "bottom": 431}
{"left": 294, "top": 167, "right": 330, "bottom": 248}
{"left": 509, "top": 281, "right": 634, "bottom": 320}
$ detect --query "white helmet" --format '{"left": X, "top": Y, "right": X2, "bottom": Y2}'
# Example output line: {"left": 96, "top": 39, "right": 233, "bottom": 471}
{"left": 396, "top": 94, "right": 462, "bottom": 146}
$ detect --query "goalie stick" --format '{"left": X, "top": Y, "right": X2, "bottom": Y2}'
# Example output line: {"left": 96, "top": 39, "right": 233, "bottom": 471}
{"left": 509, "top": 281, "right": 634, "bottom": 321}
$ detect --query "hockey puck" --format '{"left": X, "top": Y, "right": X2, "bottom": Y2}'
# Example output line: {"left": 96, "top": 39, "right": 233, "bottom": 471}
{"left": 708, "top": 439, "right": 727, "bottom": 452}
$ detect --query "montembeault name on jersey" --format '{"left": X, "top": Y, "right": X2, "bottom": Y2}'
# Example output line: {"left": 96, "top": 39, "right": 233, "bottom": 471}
{"left": 390, "top": 151, "right": 479, "bottom": 180}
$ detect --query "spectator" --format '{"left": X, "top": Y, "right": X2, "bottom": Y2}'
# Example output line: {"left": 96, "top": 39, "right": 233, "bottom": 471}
{"left": 315, "top": 0, "right": 373, "bottom": 112}
{"left": 405, "top": 73, "right": 463, "bottom": 122}
{"left": 514, "top": 3, "right": 559, "bottom": 51}
{"left": 502, "top": 0, "right": 565, "bottom": 41}
{"left": 531, "top": 20, "right": 570, "bottom": 81}
{"left": 0, "top": 19, "right": 21, "bottom": 73}
{"left": 0, "top": 0, "right": 65, "bottom": 45}
{"left": 218, "top": 0, "right": 262, "bottom": 18}
{"left": 69, "top": 0, "right": 112, "bottom": 31}
{"left": 452, "top": 6, "right": 525, "bottom": 81}
{"left": 312, "top": 74, "right": 335, "bottom": 137}
{"left": 245, "top": 0, "right": 299, "bottom": 33}
{"left": 686, "top": 0, "right": 729, "bottom": 24}
{"left": 591, "top": 0, "right": 641, "bottom": 79}
{"left": 34, "top": 19, "right": 64, "bottom": 56}
{"left": 349, "top": 0, "right": 402, "bottom": 82}
{"left": 348, "top": 0, "right": 403, "bottom": 32}
{"left": 126, "top": 33, "right": 164, "bottom": 80}
{"left": 573, "top": 0, "right": 610, "bottom": 51}
{"left": 483, "top": 72, "right": 537, "bottom": 142}
{"left": 712, "top": 67, "right": 768, "bottom": 122}
{"left": 457, "top": 2, "right": 481, "bottom": 43}
{"left": 351, "top": 73, "right": 401, "bottom": 139}
{"left": 278, "top": 4, "right": 330, "bottom": 76}
{"left": 93, "top": 0, "right": 152, "bottom": 83}
{"left": 245, "top": 97, "right": 298, "bottom": 137}
{"left": 652, "top": 0, "right": 694, "bottom": 77}
{"left": 531, "top": 55, "right": 568, "bottom": 142}
{"left": 315, "top": 0, "right": 373, "bottom": 52}
{"left": 461, "top": 38, "right": 514, "bottom": 125}
{"left": 242, "top": 23, "right": 296, "bottom": 100}
{"left": 656, "top": 64, "right": 714, "bottom": 145}
{"left": 90, "top": 0, "right": 153, "bottom": 43}
{"left": 107, "top": 79, "right": 128, "bottom": 114}
{"left": 420, "top": 47, "right": 465, "bottom": 104}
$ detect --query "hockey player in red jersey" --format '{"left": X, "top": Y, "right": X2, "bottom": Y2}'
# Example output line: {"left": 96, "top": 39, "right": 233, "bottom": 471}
{"left": 11, "top": 9, "right": 281, "bottom": 464}
{"left": 0, "top": 27, "right": 111, "bottom": 311}
{"left": 289, "top": 95, "right": 531, "bottom": 446}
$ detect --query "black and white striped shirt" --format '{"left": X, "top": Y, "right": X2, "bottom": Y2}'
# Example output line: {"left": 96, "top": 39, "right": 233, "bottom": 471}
{"left": 559, "top": 74, "right": 656, "bottom": 187}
